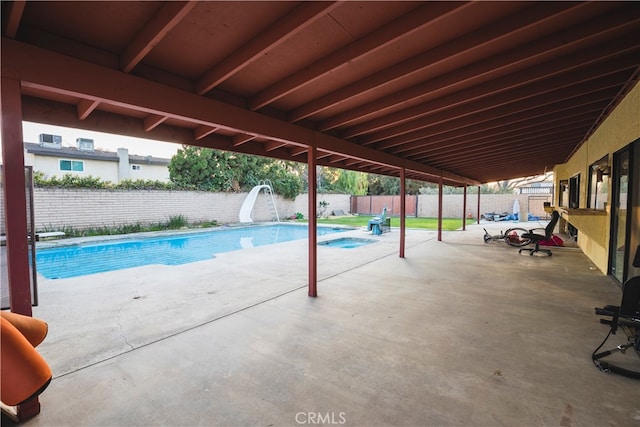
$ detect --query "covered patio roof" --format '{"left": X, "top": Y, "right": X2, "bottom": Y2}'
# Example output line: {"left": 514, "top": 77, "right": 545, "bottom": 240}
{"left": 3, "top": 1, "right": 640, "bottom": 185}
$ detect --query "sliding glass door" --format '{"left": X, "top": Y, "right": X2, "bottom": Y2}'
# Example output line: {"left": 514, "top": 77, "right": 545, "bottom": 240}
{"left": 609, "top": 139, "right": 639, "bottom": 284}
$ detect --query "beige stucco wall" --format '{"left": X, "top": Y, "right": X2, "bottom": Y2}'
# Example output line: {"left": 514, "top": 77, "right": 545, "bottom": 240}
{"left": 24, "top": 151, "right": 170, "bottom": 183}
{"left": 553, "top": 81, "right": 640, "bottom": 273}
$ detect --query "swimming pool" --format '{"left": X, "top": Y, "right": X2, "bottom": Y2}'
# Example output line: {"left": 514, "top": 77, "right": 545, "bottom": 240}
{"left": 36, "top": 224, "right": 348, "bottom": 279}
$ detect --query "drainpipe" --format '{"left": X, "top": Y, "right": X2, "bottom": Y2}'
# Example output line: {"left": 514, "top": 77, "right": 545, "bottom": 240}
{"left": 307, "top": 146, "right": 317, "bottom": 297}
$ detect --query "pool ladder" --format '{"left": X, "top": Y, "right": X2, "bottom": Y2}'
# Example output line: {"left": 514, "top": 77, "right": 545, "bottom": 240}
{"left": 259, "top": 180, "right": 280, "bottom": 222}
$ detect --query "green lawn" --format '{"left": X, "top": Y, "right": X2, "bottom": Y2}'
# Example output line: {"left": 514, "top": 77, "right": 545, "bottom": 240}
{"left": 304, "top": 216, "right": 475, "bottom": 231}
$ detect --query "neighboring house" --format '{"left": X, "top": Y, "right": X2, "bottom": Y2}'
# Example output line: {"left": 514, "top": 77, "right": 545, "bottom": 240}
{"left": 23, "top": 134, "right": 171, "bottom": 183}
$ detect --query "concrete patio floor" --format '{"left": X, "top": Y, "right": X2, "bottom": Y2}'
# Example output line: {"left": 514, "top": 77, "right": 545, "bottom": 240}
{"left": 17, "top": 221, "right": 640, "bottom": 426}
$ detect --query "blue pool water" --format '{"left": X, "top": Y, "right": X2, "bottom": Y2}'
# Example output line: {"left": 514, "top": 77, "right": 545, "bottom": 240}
{"left": 318, "top": 237, "right": 377, "bottom": 249}
{"left": 36, "top": 225, "right": 348, "bottom": 279}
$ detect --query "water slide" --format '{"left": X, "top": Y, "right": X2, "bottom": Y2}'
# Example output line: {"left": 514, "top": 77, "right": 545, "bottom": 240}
{"left": 238, "top": 184, "right": 271, "bottom": 223}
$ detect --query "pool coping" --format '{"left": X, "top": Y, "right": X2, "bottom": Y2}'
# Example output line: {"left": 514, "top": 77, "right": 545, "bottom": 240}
{"left": 35, "top": 221, "right": 356, "bottom": 249}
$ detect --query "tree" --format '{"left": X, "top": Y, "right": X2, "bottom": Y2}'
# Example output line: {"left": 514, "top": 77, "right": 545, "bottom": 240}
{"left": 366, "top": 174, "right": 423, "bottom": 195}
{"left": 316, "top": 167, "right": 369, "bottom": 195}
{"left": 168, "top": 146, "right": 304, "bottom": 199}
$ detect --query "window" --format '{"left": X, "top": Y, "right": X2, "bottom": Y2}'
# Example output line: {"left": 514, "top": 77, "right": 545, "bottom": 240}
{"left": 59, "top": 159, "right": 84, "bottom": 172}
{"left": 132, "top": 165, "right": 141, "bottom": 171}
{"left": 559, "top": 180, "right": 569, "bottom": 207}
{"left": 569, "top": 174, "right": 580, "bottom": 209}
{"left": 588, "top": 155, "right": 609, "bottom": 210}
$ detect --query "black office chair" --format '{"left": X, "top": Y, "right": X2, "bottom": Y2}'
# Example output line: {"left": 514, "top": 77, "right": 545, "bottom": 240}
{"left": 519, "top": 210, "right": 560, "bottom": 256}
{"left": 592, "top": 245, "right": 640, "bottom": 379}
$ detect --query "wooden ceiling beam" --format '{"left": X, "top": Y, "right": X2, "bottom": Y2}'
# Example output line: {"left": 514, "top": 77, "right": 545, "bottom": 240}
{"left": 368, "top": 71, "right": 630, "bottom": 148}
{"left": 232, "top": 134, "right": 256, "bottom": 147}
{"left": 143, "top": 114, "right": 168, "bottom": 131}
{"left": 2, "top": 1, "right": 26, "bottom": 38}
{"left": 379, "top": 87, "right": 618, "bottom": 153}
{"left": 264, "top": 140, "right": 287, "bottom": 152}
{"left": 271, "top": 1, "right": 470, "bottom": 118}
{"left": 194, "top": 125, "right": 218, "bottom": 140}
{"left": 396, "top": 102, "right": 608, "bottom": 159}
{"left": 420, "top": 118, "right": 594, "bottom": 163}
{"left": 346, "top": 44, "right": 640, "bottom": 140}
{"left": 120, "top": 1, "right": 197, "bottom": 73}
{"left": 319, "top": 5, "right": 640, "bottom": 131}
{"left": 3, "top": 38, "right": 478, "bottom": 185}
{"left": 197, "top": 1, "right": 339, "bottom": 96}
{"left": 77, "top": 98, "right": 100, "bottom": 120}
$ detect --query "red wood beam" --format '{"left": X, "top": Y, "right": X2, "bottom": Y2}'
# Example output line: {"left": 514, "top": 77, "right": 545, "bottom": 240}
{"left": 3, "top": 1, "right": 26, "bottom": 38}
{"left": 462, "top": 185, "right": 467, "bottom": 231}
{"left": 399, "top": 167, "right": 406, "bottom": 258}
{"left": 385, "top": 93, "right": 613, "bottom": 155}
{"left": 199, "top": 1, "right": 339, "bottom": 96}
{"left": 232, "top": 134, "right": 256, "bottom": 147}
{"left": 77, "top": 98, "right": 100, "bottom": 121}
{"left": 2, "top": 38, "right": 479, "bottom": 185}
{"left": 418, "top": 115, "right": 599, "bottom": 162}
{"left": 194, "top": 125, "right": 218, "bottom": 140}
{"left": 477, "top": 187, "right": 481, "bottom": 224}
{"left": 319, "top": 5, "right": 640, "bottom": 131}
{"left": 143, "top": 114, "right": 168, "bottom": 131}
{"left": 438, "top": 175, "right": 443, "bottom": 242}
{"left": 285, "top": 1, "right": 470, "bottom": 121}
{"left": 1, "top": 77, "right": 32, "bottom": 316}
{"left": 289, "top": 145, "right": 309, "bottom": 157}
{"left": 120, "top": 1, "right": 197, "bottom": 73}
{"left": 345, "top": 46, "right": 639, "bottom": 140}
{"left": 308, "top": 146, "right": 317, "bottom": 297}
{"left": 264, "top": 140, "right": 287, "bottom": 152}
{"left": 371, "top": 74, "right": 628, "bottom": 149}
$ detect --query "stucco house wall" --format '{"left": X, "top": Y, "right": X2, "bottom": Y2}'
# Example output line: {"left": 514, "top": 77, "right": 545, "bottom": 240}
{"left": 23, "top": 143, "right": 170, "bottom": 183}
{"left": 553, "top": 81, "right": 639, "bottom": 274}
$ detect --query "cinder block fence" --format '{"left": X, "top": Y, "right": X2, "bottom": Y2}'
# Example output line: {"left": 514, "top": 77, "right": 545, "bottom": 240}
{"left": 0, "top": 189, "right": 549, "bottom": 233}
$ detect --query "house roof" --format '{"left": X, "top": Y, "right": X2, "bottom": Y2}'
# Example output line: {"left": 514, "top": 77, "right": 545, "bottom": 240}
{"left": 3, "top": 1, "right": 639, "bottom": 186}
{"left": 24, "top": 143, "right": 170, "bottom": 166}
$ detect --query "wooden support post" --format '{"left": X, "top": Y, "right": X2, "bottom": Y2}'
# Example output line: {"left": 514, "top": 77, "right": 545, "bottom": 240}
{"left": 307, "top": 146, "right": 317, "bottom": 297}
{"left": 399, "top": 168, "right": 406, "bottom": 258}
{"left": 477, "top": 185, "right": 481, "bottom": 224}
{"left": 1, "top": 77, "right": 32, "bottom": 316}
{"left": 462, "top": 185, "right": 467, "bottom": 231}
{"left": 1, "top": 77, "right": 41, "bottom": 419}
{"left": 438, "top": 175, "right": 443, "bottom": 241}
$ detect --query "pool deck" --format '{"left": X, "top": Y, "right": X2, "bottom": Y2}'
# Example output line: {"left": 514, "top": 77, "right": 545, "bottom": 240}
{"left": 13, "top": 221, "right": 640, "bottom": 426}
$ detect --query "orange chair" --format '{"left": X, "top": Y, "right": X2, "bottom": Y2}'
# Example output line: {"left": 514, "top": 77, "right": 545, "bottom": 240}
{"left": 1, "top": 311, "right": 52, "bottom": 418}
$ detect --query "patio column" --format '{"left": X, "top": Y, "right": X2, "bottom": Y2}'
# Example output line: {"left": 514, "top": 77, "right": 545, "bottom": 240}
{"left": 1, "top": 76, "right": 42, "bottom": 422}
{"left": 307, "top": 146, "right": 317, "bottom": 297}
{"left": 477, "top": 185, "right": 481, "bottom": 224}
{"left": 462, "top": 185, "right": 467, "bottom": 231}
{"left": 1, "top": 77, "right": 32, "bottom": 316}
{"left": 399, "top": 167, "right": 406, "bottom": 258}
{"left": 438, "top": 174, "right": 443, "bottom": 241}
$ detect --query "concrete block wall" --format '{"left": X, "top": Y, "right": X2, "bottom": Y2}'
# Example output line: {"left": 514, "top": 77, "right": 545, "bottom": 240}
{"left": 0, "top": 189, "right": 353, "bottom": 232}
{"left": 416, "top": 194, "right": 551, "bottom": 219}
{"left": 1, "top": 189, "right": 550, "bottom": 233}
